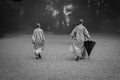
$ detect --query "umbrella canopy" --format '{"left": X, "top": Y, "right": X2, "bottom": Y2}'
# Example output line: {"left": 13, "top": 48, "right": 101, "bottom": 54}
{"left": 84, "top": 40, "right": 96, "bottom": 56}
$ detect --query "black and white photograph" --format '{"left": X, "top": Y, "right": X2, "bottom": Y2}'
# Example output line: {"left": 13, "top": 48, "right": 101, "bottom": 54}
{"left": 0, "top": 0, "right": 120, "bottom": 80}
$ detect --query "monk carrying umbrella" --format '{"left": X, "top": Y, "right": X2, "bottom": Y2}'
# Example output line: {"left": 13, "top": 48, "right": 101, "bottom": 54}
{"left": 70, "top": 19, "right": 95, "bottom": 60}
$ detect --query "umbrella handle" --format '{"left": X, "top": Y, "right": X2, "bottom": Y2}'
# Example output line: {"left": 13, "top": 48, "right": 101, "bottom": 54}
{"left": 85, "top": 38, "right": 91, "bottom": 41}
{"left": 84, "top": 36, "right": 91, "bottom": 41}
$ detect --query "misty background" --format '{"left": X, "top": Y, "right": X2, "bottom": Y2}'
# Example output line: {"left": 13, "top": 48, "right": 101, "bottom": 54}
{"left": 0, "top": 0, "right": 120, "bottom": 36}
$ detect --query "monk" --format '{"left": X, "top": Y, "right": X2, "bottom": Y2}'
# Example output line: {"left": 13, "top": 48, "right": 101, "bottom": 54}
{"left": 70, "top": 19, "right": 90, "bottom": 61}
{"left": 32, "top": 23, "right": 46, "bottom": 59}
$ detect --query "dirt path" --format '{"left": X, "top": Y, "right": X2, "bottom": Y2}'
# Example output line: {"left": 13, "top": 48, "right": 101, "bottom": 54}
{"left": 0, "top": 33, "right": 120, "bottom": 80}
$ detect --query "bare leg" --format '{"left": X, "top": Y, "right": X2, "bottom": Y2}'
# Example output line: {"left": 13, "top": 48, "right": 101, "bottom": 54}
{"left": 76, "top": 56, "right": 80, "bottom": 61}
{"left": 38, "top": 53, "right": 41, "bottom": 59}
{"left": 35, "top": 52, "right": 39, "bottom": 59}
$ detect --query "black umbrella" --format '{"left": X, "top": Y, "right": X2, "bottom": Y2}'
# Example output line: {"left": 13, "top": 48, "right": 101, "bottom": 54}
{"left": 84, "top": 40, "right": 96, "bottom": 57}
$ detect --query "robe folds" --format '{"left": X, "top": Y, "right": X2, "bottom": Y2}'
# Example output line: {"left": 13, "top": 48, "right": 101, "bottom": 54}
{"left": 32, "top": 28, "right": 46, "bottom": 54}
{"left": 70, "top": 24, "right": 90, "bottom": 58}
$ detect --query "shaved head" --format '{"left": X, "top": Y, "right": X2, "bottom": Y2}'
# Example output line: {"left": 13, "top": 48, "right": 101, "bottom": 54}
{"left": 80, "top": 19, "right": 84, "bottom": 24}
{"left": 36, "top": 23, "right": 41, "bottom": 28}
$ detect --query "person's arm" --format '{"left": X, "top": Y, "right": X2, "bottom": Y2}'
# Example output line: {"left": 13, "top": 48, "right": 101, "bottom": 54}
{"left": 32, "top": 30, "right": 36, "bottom": 44}
{"left": 41, "top": 30, "right": 46, "bottom": 43}
{"left": 84, "top": 27, "right": 90, "bottom": 40}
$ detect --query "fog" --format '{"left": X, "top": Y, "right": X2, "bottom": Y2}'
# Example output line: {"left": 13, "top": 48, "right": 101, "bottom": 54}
{"left": 0, "top": 0, "right": 120, "bottom": 37}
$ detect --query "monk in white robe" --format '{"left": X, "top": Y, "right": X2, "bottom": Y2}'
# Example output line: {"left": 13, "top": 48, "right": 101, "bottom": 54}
{"left": 70, "top": 19, "right": 90, "bottom": 60}
{"left": 32, "top": 23, "right": 46, "bottom": 59}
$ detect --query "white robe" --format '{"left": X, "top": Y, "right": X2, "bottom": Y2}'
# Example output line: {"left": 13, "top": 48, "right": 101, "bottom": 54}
{"left": 32, "top": 28, "right": 46, "bottom": 54}
{"left": 70, "top": 24, "right": 90, "bottom": 57}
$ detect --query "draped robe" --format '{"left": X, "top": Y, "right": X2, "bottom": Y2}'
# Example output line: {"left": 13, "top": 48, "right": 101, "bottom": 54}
{"left": 32, "top": 28, "right": 46, "bottom": 54}
{"left": 70, "top": 24, "right": 90, "bottom": 58}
